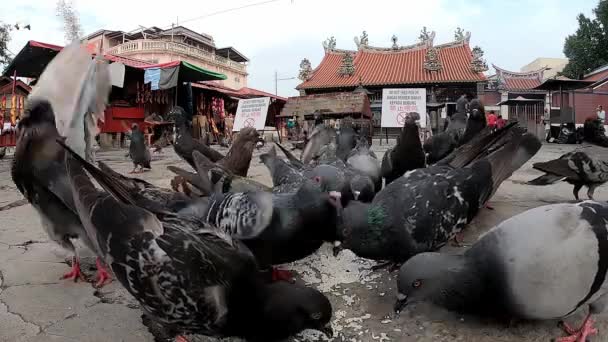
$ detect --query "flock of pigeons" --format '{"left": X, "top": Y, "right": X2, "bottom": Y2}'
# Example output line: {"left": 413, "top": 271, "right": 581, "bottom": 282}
{"left": 8, "top": 43, "right": 608, "bottom": 342}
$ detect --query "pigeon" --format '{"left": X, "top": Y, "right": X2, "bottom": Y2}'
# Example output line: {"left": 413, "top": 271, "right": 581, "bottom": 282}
{"left": 169, "top": 150, "right": 271, "bottom": 195}
{"left": 128, "top": 123, "right": 151, "bottom": 174}
{"left": 60, "top": 142, "right": 334, "bottom": 342}
{"left": 217, "top": 127, "right": 260, "bottom": 177}
{"left": 0, "top": 147, "right": 6, "bottom": 159}
{"left": 336, "top": 126, "right": 358, "bottom": 161}
{"left": 395, "top": 200, "right": 608, "bottom": 342}
{"left": 381, "top": 112, "right": 426, "bottom": 186}
{"left": 173, "top": 107, "right": 259, "bottom": 177}
{"left": 423, "top": 95, "right": 470, "bottom": 164}
{"left": 10, "top": 42, "right": 112, "bottom": 287}
{"left": 260, "top": 146, "right": 307, "bottom": 194}
{"left": 205, "top": 179, "right": 342, "bottom": 282}
{"left": 333, "top": 124, "right": 542, "bottom": 267}
{"left": 346, "top": 136, "right": 381, "bottom": 191}
{"left": 528, "top": 150, "right": 608, "bottom": 200}
{"left": 274, "top": 141, "right": 305, "bottom": 169}
{"left": 459, "top": 98, "right": 487, "bottom": 146}
{"left": 172, "top": 106, "right": 225, "bottom": 167}
{"left": 301, "top": 125, "right": 338, "bottom": 165}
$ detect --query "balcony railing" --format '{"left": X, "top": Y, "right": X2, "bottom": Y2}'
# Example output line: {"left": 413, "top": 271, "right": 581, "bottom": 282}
{"left": 106, "top": 39, "right": 246, "bottom": 72}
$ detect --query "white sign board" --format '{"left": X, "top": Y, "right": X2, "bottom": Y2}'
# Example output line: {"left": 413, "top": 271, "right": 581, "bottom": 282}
{"left": 233, "top": 97, "right": 271, "bottom": 131}
{"left": 381, "top": 88, "right": 427, "bottom": 128}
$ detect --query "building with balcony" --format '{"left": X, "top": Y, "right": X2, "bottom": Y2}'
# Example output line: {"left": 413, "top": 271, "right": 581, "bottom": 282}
{"left": 83, "top": 26, "right": 248, "bottom": 89}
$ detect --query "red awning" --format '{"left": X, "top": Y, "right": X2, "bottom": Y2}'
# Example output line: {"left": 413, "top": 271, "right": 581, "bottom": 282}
{"left": 190, "top": 82, "right": 246, "bottom": 98}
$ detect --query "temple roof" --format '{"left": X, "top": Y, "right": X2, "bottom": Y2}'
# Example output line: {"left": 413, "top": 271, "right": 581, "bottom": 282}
{"left": 297, "top": 32, "right": 486, "bottom": 90}
{"left": 492, "top": 64, "right": 546, "bottom": 91}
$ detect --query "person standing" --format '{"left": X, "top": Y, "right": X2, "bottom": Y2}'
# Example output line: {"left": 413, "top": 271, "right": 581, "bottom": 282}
{"left": 597, "top": 105, "right": 606, "bottom": 123}
{"left": 496, "top": 114, "right": 506, "bottom": 130}
{"left": 486, "top": 111, "right": 497, "bottom": 131}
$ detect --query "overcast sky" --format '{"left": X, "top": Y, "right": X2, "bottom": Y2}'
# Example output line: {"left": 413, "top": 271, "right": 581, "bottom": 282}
{"left": 2, "top": 0, "right": 599, "bottom": 97}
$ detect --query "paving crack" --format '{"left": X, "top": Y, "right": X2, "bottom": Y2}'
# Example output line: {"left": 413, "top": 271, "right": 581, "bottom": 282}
{"left": 0, "top": 300, "right": 42, "bottom": 333}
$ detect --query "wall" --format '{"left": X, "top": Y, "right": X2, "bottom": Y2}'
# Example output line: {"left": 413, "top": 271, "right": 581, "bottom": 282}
{"left": 573, "top": 83, "right": 608, "bottom": 123}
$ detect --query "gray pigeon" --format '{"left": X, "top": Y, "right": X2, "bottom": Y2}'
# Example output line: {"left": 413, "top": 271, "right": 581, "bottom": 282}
{"left": 260, "top": 146, "right": 307, "bottom": 193}
{"left": 346, "top": 138, "right": 381, "bottom": 192}
{"left": 301, "top": 125, "right": 337, "bottom": 165}
{"left": 395, "top": 200, "right": 608, "bottom": 342}
{"left": 10, "top": 43, "right": 112, "bottom": 287}
{"left": 60, "top": 141, "right": 334, "bottom": 342}
{"left": 336, "top": 126, "right": 358, "bottom": 161}
{"left": 128, "top": 123, "right": 151, "bottom": 173}
{"left": 334, "top": 124, "right": 541, "bottom": 267}
{"left": 528, "top": 150, "right": 608, "bottom": 200}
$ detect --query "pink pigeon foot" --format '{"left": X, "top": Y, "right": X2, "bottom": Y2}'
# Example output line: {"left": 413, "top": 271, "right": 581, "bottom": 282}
{"left": 94, "top": 257, "right": 112, "bottom": 288}
{"left": 271, "top": 267, "right": 295, "bottom": 283}
{"left": 61, "top": 257, "right": 83, "bottom": 282}
{"left": 175, "top": 335, "right": 189, "bottom": 342}
{"left": 557, "top": 314, "right": 598, "bottom": 342}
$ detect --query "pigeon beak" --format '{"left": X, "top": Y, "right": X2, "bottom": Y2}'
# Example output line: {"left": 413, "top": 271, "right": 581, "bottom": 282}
{"left": 319, "top": 324, "right": 333, "bottom": 338}
{"left": 394, "top": 293, "right": 408, "bottom": 315}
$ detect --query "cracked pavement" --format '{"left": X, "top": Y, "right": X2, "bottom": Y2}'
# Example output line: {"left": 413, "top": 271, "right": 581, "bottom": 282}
{"left": 0, "top": 142, "right": 608, "bottom": 342}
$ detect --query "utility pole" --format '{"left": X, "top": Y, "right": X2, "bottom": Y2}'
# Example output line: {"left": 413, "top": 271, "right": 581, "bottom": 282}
{"left": 274, "top": 70, "right": 296, "bottom": 96}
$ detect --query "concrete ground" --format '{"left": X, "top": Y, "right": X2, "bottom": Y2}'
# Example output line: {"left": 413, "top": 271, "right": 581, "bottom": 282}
{"left": 0, "top": 140, "right": 607, "bottom": 342}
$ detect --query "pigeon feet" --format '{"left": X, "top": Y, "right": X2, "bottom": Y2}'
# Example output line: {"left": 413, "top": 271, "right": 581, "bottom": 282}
{"left": 271, "top": 268, "right": 295, "bottom": 283}
{"left": 61, "top": 258, "right": 83, "bottom": 282}
{"left": 485, "top": 204, "right": 495, "bottom": 210}
{"left": 175, "top": 335, "right": 189, "bottom": 342}
{"left": 557, "top": 314, "right": 598, "bottom": 342}
{"left": 94, "top": 257, "right": 112, "bottom": 288}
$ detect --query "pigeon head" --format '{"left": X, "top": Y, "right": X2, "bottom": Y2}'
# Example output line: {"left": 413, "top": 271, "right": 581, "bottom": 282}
{"left": 395, "top": 252, "right": 473, "bottom": 314}
{"left": 20, "top": 98, "right": 56, "bottom": 127}
{"left": 259, "top": 282, "right": 333, "bottom": 339}
{"left": 349, "top": 174, "right": 375, "bottom": 202}
{"left": 405, "top": 112, "right": 420, "bottom": 125}
{"left": 468, "top": 99, "right": 485, "bottom": 121}
{"left": 234, "top": 127, "right": 259, "bottom": 150}
{"left": 131, "top": 123, "right": 139, "bottom": 131}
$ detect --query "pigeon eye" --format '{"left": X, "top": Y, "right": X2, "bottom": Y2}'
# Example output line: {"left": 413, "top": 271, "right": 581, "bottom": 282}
{"left": 412, "top": 280, "right": 422, "bottom": 288}
{"left": 311, "top": 312, "right": 322, "bottom": 320}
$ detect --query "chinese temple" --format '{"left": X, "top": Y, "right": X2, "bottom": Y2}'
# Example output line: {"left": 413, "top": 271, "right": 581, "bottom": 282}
{"left": 296, "top": 29, "right": 488, "bottom": 133}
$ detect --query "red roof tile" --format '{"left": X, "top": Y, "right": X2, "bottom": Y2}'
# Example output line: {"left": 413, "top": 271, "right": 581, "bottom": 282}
{"left": 502, "top": 78, "right": 542, "bottom": 90}
{"left": 584, "top": 68, "right": 608, "bottom": 82}
{"left": 297, "top": 44, "right": 485, "bottom": 90}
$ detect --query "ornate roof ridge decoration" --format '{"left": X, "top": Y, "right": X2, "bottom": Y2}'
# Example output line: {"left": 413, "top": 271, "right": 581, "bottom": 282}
{"left": 354, "top": 30, "right": 369, "bottom": 49}
{"left": 470, "top": 46, "right": 488, "bottom": 73}
{"left": 322, "top": 36, "right": 337, "bottom": 52}
{"left": 492, "top": 64, "right": 548, "bottom": 79}
{"left": 298, "top": 58, "right": 313, "bottom": 81}
{"left": 357, "top": 32, "right": 473, "bottom": 53}
{"left": 338, "top": 51, "right": 356, "bottom": 77}
{"left": 424, "top": 46, "right": 442, "bottom": 72}
{"left": 328, "top": 48, "right": 357, "bottom": 54}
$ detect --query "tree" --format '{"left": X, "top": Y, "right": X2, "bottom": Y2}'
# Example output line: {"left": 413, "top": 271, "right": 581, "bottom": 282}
{"left": 562, "top": 0, "right": 608, "bottom": 79}
{"left": 0, "top": 22, "right": 12, "bottom": 71}
{"left": 56, "top": 0, "right": 83, "bottom": 43}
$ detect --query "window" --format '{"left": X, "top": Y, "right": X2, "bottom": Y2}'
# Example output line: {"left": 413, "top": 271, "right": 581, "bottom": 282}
{"left": 235, "top": 77, "right": 240, "bottom": 84}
